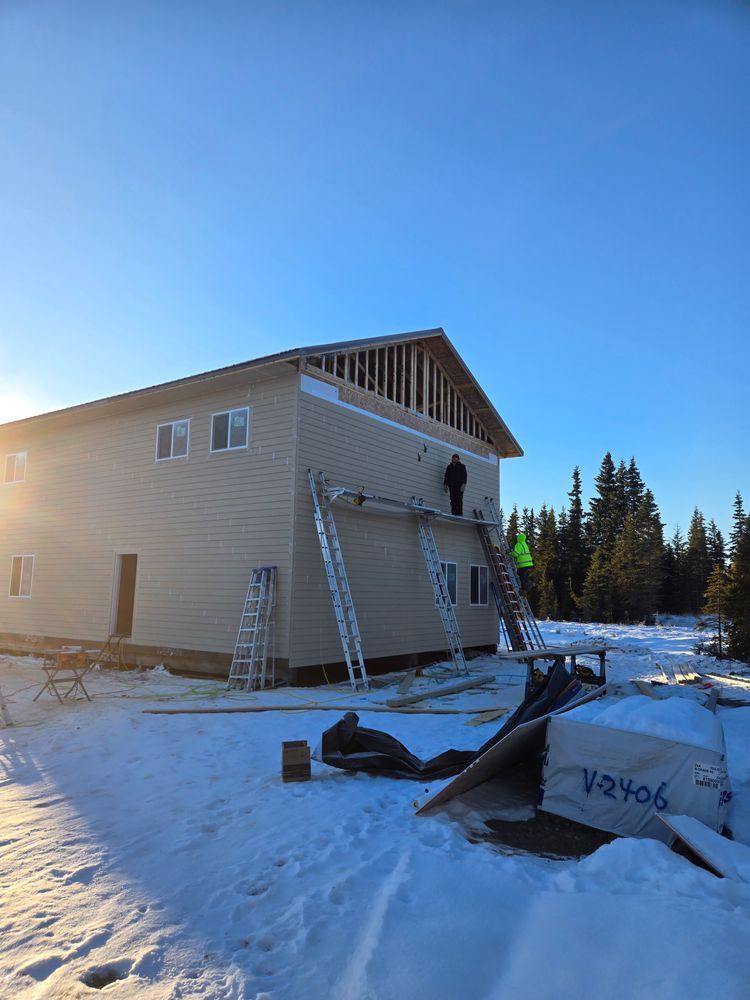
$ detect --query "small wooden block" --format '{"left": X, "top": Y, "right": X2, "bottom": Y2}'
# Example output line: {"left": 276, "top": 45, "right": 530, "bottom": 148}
{"left": 282, "top": 740, "right": 311, "bottom": 782}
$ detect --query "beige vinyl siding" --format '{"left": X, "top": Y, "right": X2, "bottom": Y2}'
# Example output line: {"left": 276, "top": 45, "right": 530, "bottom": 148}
{"left": 0, "top": 370, "right": 298, "bottom": 659}
{"left": 289, "top": 379, "right": 500, "bottom": 669}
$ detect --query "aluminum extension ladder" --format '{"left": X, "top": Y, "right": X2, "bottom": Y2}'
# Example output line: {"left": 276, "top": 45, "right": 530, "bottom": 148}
{"left": 415, "top": 514, "right": 468, "bottom": 675}
{"left": 475, "top": 498, "right": 545, "bottom": 652}
{"left": 308, "top": 470, "right": 369, "bottom": 692}
{"left": 227, "top": 566, "right": 277, "bottom": 691}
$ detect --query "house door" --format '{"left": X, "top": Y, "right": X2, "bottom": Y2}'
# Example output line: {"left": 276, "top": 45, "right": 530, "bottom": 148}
{"left": 112, "top": 554, "right": 138, "bottom": 637}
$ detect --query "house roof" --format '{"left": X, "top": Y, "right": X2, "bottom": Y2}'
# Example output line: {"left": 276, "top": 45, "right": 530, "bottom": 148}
{"left": 0, "top": 328, "right": 522, "bottom": 457}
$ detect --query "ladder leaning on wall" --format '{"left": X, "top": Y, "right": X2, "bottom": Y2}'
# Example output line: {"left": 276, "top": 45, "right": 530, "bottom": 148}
{"left": 308, "top": 470, "right": 369, "bottom": 692}
{"left": 227, "top": 566, "right": 277, "bottom": 691}
{"left": 415, "top": 514, "right": 468, "bottom": 675}
{"left": 474, "top": 498, "right": 545, "bottom": 652}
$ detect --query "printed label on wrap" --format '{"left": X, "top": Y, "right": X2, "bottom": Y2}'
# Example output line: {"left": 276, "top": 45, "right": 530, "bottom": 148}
{"left": 693, "top": 762, "right": 727, "bottom": 789}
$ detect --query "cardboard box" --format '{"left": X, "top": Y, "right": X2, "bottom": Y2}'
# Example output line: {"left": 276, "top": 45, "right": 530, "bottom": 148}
{"left": 282, "top": 740, "right": 311, "bottom": 782}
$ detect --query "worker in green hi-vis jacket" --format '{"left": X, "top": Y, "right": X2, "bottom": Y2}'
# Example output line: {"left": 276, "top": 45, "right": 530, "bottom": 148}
{"left": 512, "top": 532, "right": 534, "bottom": 595}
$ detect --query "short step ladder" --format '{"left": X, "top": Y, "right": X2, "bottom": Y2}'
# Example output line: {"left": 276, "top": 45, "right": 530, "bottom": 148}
{"left": 0, "top": 682, "right": 13, "bottom": 727}
{"left": 416, "top": 514, "right": 468, "bottom": 675}
{"left": 476, "top": 498, "right": 545, "bottom": 652}
{"left": 227, "top": 566, "right": 277, "bottom": 691}
{"left": 308, "top": 470, "right": 369, "bottom": 692}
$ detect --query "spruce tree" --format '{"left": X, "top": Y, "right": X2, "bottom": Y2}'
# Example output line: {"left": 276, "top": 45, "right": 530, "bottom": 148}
{"left": 707, "top": 520, "right": 726, "bottom": 569}
{"left": 505, "top": 505, "right": 520, "bottom": 549}
{"left": 663, "top": 527, "right": 687, "bottom": 615}
{"left": 727, "top": 518, "right": 750, "bottom": 663}
{"left": 729, "top": 492, "right": 746, "bottom": 560}
{"left": 635, "top": 489, "right": 665, "bottom": 619}
{"left": 625, "top": 457, "right": 645, "bottom": 516}
{"left": 521, "top": 507, "right": 537, "bottom": 550}
{"left": 556, "top": 507, "right": 573, "bottom": 618}
{"left": 582, "top": 547, "right": 614, "bottom": 623}
{"left": 534, "top": 505, "right": 560, "bottom": 619}
{"left": 587, "top": 453, "right": 618, "bottom": 551}
{"left": 698, "top": 563, "right": 729, "bottom": 658}
{"left": 611, "top": 513, "right": 640, "bottom": 622}
{"left": 685, "top": 509, "right": 711, "bottom": 615}
{"left": 613, "top": 459, "right": 630, "bottom": 529}
{"left": 565, "top": 466, "right": 588, "bottom": 602}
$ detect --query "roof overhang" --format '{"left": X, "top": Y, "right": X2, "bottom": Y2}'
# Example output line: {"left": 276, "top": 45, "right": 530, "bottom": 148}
{"left": 0, "top": 327, "right": 523, "bottom": 457}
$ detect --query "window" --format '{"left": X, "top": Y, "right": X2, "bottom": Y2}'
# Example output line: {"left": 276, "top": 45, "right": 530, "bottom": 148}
{"left": 156, "top": 419, "right": 190, "bottom": 461}
{"left": 4, "top": 452, "right": 26, "bottom": 483}
{"left": 437, "top": 561, "right": 458, "bottom": 606}
{"left": 470, "top": 565, "right": 489, "bottom": 606}
{"left": 211, "top": 407, "right": 249, "bottom": 452}
{"left": 9, "top": 555, "right": 34, "bottom": 598}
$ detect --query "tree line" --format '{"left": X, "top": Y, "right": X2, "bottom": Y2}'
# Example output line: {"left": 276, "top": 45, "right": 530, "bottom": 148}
{"left": 500, "top": 453, "right": 750, "bottom": 662}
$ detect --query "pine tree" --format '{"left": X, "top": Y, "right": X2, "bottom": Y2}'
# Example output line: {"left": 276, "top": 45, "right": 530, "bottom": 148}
{"left": 685, "top": 508, "right": 711, "bottom": 615}
{"left": 727, "top": 518, "right": 750, "bottom": 663}
{"left": 698, "top": 563, "right": 729, "bottom": 658}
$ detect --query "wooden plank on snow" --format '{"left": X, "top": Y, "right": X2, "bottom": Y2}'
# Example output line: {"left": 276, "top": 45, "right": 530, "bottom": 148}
{"left": 386, "top": 674, "right": 493, "bottom": 708}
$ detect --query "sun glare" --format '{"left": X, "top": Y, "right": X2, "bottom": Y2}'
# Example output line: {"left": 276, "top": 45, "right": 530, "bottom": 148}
{"left": 0, "top": 384, "right": 54, "bottom": 425}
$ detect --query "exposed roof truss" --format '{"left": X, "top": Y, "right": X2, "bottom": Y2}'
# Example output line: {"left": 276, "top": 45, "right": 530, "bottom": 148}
{"left": 305, "top": 339, "right": 494, "bottom": 447}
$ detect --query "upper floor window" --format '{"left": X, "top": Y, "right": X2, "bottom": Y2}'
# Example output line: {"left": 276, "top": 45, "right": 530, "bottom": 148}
{"left": 211, "top": 407, "right": 250, "bottom": 452}
{"left": 4, "top": 452, "right": 26, "bottom": 483}
{"left": 9, "top": 554, "right": 34, "bottom": 598}
{"left": 470, "top": 564, "right": 489, "bottom": 606}
{"left": 438, "top": 561, "right": 458, "bottom": 606}
{"left": 156, "top": 419, "right": 190, "bottom": 461}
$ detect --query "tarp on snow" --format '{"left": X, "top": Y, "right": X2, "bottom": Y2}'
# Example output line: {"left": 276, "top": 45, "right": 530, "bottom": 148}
{"left": 320, "top": 663, "right": 584, "bottom": 781}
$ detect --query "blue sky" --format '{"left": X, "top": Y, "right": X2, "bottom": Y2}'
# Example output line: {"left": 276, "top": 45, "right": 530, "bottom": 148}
{"left": 1, "top": 0, "right": 748, "bottom": 536}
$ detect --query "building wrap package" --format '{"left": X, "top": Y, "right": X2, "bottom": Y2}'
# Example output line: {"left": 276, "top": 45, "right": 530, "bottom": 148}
{"left": 538, "top": 696, "right": 731, "bottom": 843}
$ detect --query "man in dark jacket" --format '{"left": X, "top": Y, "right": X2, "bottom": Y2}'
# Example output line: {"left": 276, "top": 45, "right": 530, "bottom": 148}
{"left": 443, "top": 454, "right": 467, "bottom": 516}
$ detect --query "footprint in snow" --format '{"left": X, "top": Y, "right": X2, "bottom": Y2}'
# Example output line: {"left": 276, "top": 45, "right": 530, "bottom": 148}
{"left": 65, "top": 864, "right": 99, "bottom": 885}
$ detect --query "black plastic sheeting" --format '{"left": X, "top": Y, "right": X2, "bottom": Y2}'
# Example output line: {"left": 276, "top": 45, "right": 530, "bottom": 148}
{"left": 320, "top": 662, "right": 583, "bottom": 780}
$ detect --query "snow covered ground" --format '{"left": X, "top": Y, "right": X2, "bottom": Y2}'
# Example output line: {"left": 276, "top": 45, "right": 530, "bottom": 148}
{"left": 2, "top": 621, "right": 750, "bottom": 999}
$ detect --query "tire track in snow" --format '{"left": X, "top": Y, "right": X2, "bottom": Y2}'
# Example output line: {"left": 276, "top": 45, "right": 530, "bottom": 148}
{"left": 332, "top": 849, "right": 410, "bottom": 1000}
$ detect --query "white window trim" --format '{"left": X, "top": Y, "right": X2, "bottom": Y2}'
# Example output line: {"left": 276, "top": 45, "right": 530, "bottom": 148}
{"left": 4, "top": 451, "right": 27, "bottom": 484}
{"left": 469, "top": 564, "right": 489, "bottom": 606}
{"left": 155, "top": 418, "right": 191, "bottom": 462}
{"left": 210, "top": 406, "right": 250, "bottom": 453}
{"left": 9, "top": 554, "right": 34, "bottom": 599}
{"left": 437, "top": 561, "right": 458, "bottom": 606}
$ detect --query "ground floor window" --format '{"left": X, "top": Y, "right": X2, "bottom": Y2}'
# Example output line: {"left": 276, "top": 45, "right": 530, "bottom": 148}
{"left": 4, "top": 452, "right": 26, "bottom": 483}
{"left": 470, "top": 564, "right": 488, "bottom": 606}
{"left": 9, "top": 555, "right": 34, "bottom": 597}
{"left": 438, "top": 561, "right": 458, "bottom": 605}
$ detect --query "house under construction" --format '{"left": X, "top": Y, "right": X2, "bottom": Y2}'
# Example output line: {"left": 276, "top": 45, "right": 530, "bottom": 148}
{"left": 0, "top": 327, "right": 543, "bottom": 684}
